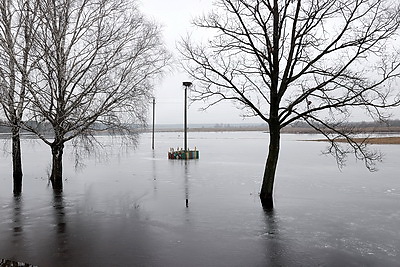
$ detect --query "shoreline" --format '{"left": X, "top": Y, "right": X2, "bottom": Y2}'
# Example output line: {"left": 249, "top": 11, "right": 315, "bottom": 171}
{"left": 147, "top": 126, "right": 400, "bottom": 144}
{"left": 311, "top": 136, "right": 400, "bottom": 145}
{"left": 146, "top": 125, "right": 400, "bottom": 134}
{"left": 2, "top": 127, "right": 400, "bottom": 144}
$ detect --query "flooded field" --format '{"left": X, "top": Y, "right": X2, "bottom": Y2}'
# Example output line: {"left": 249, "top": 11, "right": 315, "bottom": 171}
{"left": 0, "top": 131, "right": 399, "bottom": 266}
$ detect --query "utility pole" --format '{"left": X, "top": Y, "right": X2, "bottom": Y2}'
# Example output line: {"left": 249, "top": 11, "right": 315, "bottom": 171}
{"left": 152, "top": 97, "right": 155, "bottom": 150}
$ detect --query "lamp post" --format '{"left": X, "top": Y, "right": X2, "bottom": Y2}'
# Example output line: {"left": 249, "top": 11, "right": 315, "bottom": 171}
{"left": 182, "top": 82, "right": 192, "bottom": 152}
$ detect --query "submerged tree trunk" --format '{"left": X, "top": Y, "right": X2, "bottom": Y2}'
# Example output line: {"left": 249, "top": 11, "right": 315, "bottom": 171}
{"left": 12, "top": 126, "right": 23, "bottom": 194}
{"left": 260, "top": 124, "right": 281, "bottom": 209}
{"left": 50, "top": 142, "right": 64, "bottom": 191}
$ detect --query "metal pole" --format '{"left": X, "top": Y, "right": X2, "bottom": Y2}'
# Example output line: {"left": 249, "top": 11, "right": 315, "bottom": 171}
{"left": 184, "top": 85, "right": 187, "bottom": 152}
{"left": 152, "top": 97, "right": 155, "bottom": 150}
{"left": 182, "top": 82, "right": 192, "bottom": 155}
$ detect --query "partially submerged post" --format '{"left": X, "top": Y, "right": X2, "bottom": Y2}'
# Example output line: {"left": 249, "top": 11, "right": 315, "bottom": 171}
{"left": 168, "top": 82, "right": 199, "bottom": 160}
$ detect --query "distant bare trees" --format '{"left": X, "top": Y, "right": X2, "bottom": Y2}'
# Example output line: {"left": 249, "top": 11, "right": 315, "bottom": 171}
{"left": 0, "top": 0, "right": 170, "bottom": 192}
{"left": 180, "top": 0, "right": 400, "bottom": 207}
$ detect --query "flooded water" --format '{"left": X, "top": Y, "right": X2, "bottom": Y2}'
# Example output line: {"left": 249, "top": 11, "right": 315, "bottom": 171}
{"left": 0, "top": 131, "right": 399, "bottom": 266}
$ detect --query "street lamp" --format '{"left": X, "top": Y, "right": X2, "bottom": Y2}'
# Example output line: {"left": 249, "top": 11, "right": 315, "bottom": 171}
{"left": 182, "top": 82, "right": 192, "bottom": 152}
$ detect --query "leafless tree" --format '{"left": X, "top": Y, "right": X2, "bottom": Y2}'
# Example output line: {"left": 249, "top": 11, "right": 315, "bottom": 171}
{"left": 179, "top": 0, "right": 400, "bottom": 208}
{"left": 0, "top": 0, "right": 39, "bottom": 194}
{"left": 22, "top": 0, "right": 170, "bottom": 191}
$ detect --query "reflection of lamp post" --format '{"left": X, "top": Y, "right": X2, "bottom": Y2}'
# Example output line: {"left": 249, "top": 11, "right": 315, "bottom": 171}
{"left": 184, "top": 161, "right": 189, "bottom": 208}
{"left": 182, "top": 82, "right": 192, "bottom": 152}
{"left": 152, "top": 97, "right": 155, "bottom": 150}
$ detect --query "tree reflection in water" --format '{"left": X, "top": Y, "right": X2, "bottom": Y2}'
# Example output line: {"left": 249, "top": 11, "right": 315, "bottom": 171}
{"left": 12, "top": 195, "right": 23, "bottom": 236}
{"left": 52, "top": 192, "right": 66, "bottom": 233}
{"left": 8, "top": 195, "right": 26, "bottom": 262}
{"left": 52, "top": 192, "right": 69, "bottom": 262}
{"left": 261, "top": 208, "right": 290, "bottom": 266}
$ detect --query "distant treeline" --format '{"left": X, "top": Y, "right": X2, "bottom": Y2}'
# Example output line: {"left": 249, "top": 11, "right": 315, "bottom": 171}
{"left": 0, "top": 123, "right": 8, "bottom": 133}
{"left": 0, "top": 120, "right": 141, "bottom": 134}
{"left": 288, "top": 119, "right": 400, "bottom": 128}
{"left": 2, "top": 119, "right": 400, "bottom": 134}
{"left": 282, "top": 119, "right": 400, "bottom": 134}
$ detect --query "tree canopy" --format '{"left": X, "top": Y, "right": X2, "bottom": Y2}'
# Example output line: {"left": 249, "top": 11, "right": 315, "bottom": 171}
{"left": 0, "top": 0, "right": 171, "bottom": 191}
{"left": 179, "top": 0, "right": 400, "bottom": 206}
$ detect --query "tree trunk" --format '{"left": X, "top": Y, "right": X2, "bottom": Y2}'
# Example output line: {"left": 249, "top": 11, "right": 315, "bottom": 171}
{"left": 50, "top": 142, "right": 64, "bottom": 191}
{"left": 12, "top": 127, "right": 23, "bottom": 194}
{"left": 260, "top": 124, "right": 281, "bottom": 209}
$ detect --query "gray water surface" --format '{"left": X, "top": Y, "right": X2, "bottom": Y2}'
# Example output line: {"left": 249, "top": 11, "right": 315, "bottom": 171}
{"left": 0, "top": 132, "right": 399, "bottom": 266}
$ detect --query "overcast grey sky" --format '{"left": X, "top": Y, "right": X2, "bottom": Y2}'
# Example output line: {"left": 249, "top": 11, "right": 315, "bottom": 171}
{"left": 139, "top": 0, "right": 263, "bottom": 125}
{"left": 139, "top": 0, "right": 399, "bottom": 125}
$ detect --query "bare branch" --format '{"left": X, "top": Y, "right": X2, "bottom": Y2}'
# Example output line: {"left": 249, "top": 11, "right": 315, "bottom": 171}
{"left": 179, "top": 0, "right": 400, "bottom": 172}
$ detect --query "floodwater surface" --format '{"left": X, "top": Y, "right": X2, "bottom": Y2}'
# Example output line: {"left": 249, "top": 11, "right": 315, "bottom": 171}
{"left": 0, "top": 132, "right": 399, "bottom": 266}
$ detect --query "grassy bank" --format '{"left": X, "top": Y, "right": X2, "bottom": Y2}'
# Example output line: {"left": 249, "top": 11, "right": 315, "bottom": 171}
{"left": 312, "top": 136, "right": 400, "bottom": 145}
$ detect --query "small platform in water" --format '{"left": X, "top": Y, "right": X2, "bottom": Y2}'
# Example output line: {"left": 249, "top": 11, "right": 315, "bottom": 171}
{"left": 168, "top": 149, "right": 199, "bottom": 160}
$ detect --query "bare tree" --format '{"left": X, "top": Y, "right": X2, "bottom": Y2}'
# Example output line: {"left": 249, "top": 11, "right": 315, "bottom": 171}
{"left": 23, "top": 0, "right": 170, "bottom": 191}
{"left": 0, "top": 0, "right": 39, "bottom": 194}
{"left": 179, "top": 0, "right": 400, "bottom": 208}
